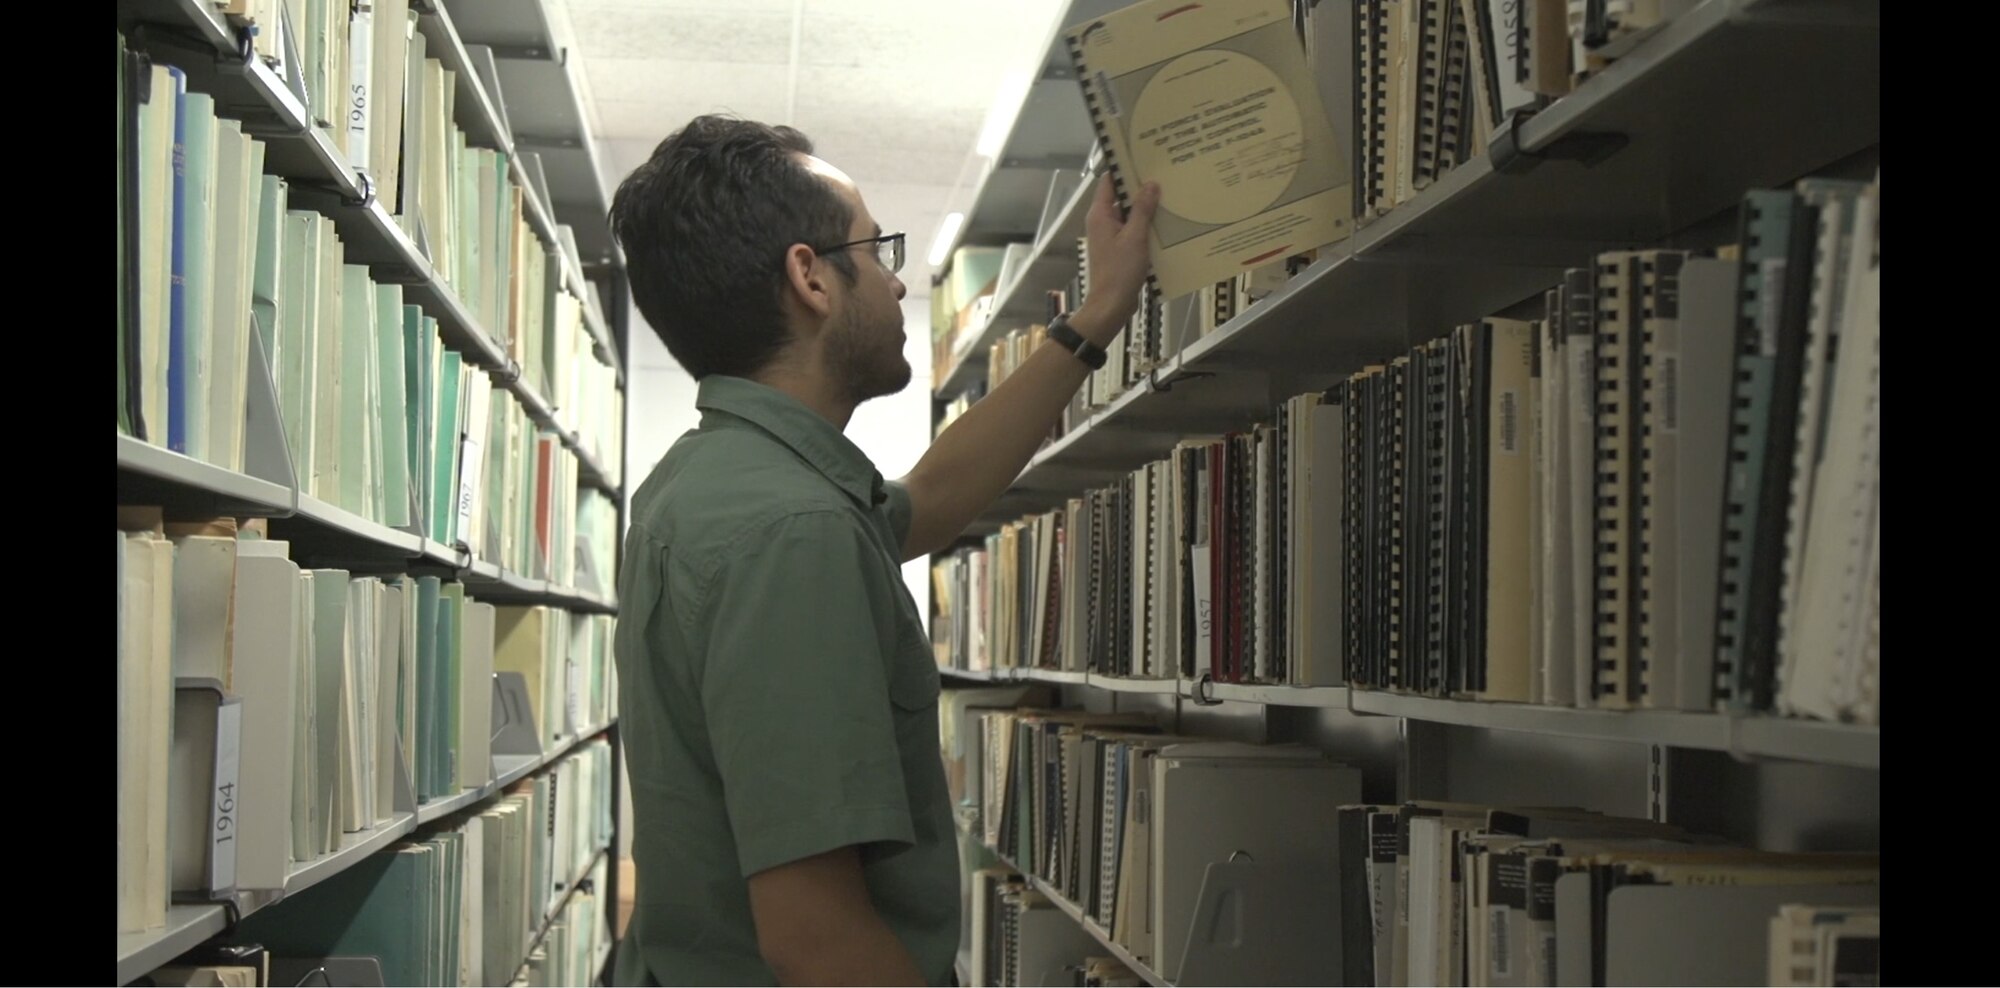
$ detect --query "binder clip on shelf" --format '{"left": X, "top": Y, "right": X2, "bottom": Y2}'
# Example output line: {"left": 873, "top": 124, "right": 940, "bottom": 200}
{"left": 1192, "top": 672, "right": 1223, "bottom": 706}
{"left": 1488, "top": 109, "right": 1631, "bottom": 176}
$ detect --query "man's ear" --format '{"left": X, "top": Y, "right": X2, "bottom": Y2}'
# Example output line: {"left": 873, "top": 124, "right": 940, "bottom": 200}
{"left": 781, "top": 243, "right": 836, "bottom": 321}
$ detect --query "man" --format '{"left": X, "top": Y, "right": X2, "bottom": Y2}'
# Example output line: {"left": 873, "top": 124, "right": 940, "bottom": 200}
{"left": 606, "top": 115, "right": 1160, "bottom": 987}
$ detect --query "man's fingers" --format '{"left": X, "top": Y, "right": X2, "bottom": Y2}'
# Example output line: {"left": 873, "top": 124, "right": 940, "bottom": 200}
{"left": 1090, "top": 173, "right": 1121, "bottom": 226}
{"left": 1123, "top": 181, "right": 1161, "bottom": 239}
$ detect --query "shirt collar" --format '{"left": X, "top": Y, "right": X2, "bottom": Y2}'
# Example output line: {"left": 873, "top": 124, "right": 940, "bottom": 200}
{"left": 694, "top": 375, "right": 888, "bottom": 508}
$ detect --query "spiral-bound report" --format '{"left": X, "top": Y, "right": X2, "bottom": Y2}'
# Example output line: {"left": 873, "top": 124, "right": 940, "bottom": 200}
{"left": 1064, "top": 0, "right": 1355, "bottom": 298}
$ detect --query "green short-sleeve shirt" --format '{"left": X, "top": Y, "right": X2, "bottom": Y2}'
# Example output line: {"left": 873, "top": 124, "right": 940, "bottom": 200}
{"left": 610, "top": 376, "right": 958, "bottom": 986}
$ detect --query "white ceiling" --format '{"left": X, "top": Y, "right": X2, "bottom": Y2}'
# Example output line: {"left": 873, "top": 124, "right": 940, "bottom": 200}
{"left": 548, "top": 0, "right": 1068, "bottom": 298}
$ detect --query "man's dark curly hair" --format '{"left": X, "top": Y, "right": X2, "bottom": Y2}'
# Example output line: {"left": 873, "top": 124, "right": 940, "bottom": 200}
{"left": 608, "top": 116, "right": 857, "bottom": 379}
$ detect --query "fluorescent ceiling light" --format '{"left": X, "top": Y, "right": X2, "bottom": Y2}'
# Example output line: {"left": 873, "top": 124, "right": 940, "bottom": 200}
{"left": 976, "top": 69, "right": 1032, "bottom": 159}
{"left": 929, "top": 212, "right": 966, "bottom": 267}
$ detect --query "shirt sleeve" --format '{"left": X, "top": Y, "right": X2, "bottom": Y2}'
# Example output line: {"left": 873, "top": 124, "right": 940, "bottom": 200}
{"left": 693, "top": 509, "right": 914, "bottom": 878}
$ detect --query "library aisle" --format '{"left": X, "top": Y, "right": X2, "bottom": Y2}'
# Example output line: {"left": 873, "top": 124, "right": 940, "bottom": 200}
{"left": 117, "top": 0, "right": 1877, "bottom": 985}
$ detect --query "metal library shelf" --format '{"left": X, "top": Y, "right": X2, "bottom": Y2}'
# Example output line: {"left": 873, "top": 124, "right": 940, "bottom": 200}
{"left": 935, "top": 174, "right": 1096, "bottom": 399}
{"left": 938, "top": 666, "right": 1008, "bottom": 683}
{"left": 1347, "top": 691, "right": 1879, "bottom": 769}
{"left": 581, "top": 306, "right": 623, "bottom": 386}
{"left": 444, "top": 0, "right": 621, "bottom": 269}
{"left": 473, "top": 369, "right": 623, "bottom": 502}
{"left": 116, "top": 433, "right": 295, "bottom": 519}
{"left": 961, "top": 387, "right": 1154, "bottom": 534}
{"left": 1353, "top": 689, "right": 1729, "bottom": 748}
{"left": 1182, "top": 680, "right": 1353, "bottom": 709}
{"left": 570, "top": 438, "right": 620, "bottom": 498}
{"left": 415, "top": 720, "right": 617, "bottom": 826}
{"left": 118, "top": 0, "right": 232, "bottom": 60}
{"left": 1031, "top": 669, "right": 1090, "bottom": 686}
{"left": 413, "top": 781, "right": 493, "bottom": 827}
{"left": 501, "top": 151, "right": 620, "bottom": 373}
{"left": 121, "top": 0, "right": 454, "bottom": 293}
{"left": 962, "top": 707, "right": 1852, "bottom": 982}
{"left": 118, "top": 0, "right": 367, "bottom": 212}
{"left": 953, "top": 0, "right": 1878, "bottom": 534}
{"left": 117, "top": 905, "right": 232, "bottom": 987}
{"left": 939, "top": 665, "right": 1876, "bottom": 768}
{"left": 120, "top": 0, "right": 616, "bottom": 402}
{"left": 282, "top": 494, "right": 426, "bottom": 561}
{"left": 509, "top": 844, "right": 614, "bottom": 984}
{"left": 1027, "top": 874, "right": 1169, "bottom": 988}
{"left": 932, "top": 0, "right": 1128, "bottom": 260}
{"left": 460, "top": 566, "right": 618, "bottom": 614}
{"left": 968, "top": 363, "right": 1281, "bottom": 531}
{"left": 933, "top": 5, "right": 1878, "bottom": 979}
{"left": 1089, "top": 675, "right": 1179, "bottom": 695}
{"left": 979, "top": 841, "right": 1171, "bottom": 988}
{"left": 461, "top": 564, "right": 548, "bottom": 600}
{"left": 941, "top": 667, "right": 1163, "bottom": 693}
{"left": 371, "top": 10, "right": 614, "bottom": 379}
{"left": 560, "top": 585, "right": 619, "bottom": 615}
{"left": 284, "top": 811, "right": 421, "bottom": 899}
{"left": 418, "top": 539, "right": 463, "bottom": 568}
{"left": 117, "top": 722, "right": 612, "bottom": 987}
{"left": 285, "top": 187, "right": 439, "bottom": 288}
{"left": 117, "top": 0, "right": 631, "bottom": 506}
{"left": 512, "top": 154, "right": 564, "bottom": 253}
{"left": 402, "top": 278, "right": 512, "bottom": 376}
{"left": 110, "top": 446, "right": 610, "bottom": 612}
{"left": 505, "top": 152, "right": 622, "bottom": 376}
{"left": 1163, "top": 0, "right": 1879, "bottom": 383}
{"left": 413, "top": 1, "right": 515, "bottom": 155}
{"left": 118, "top": 1, "right": 629, "bottom": 980}
{"left": 937, "top": 666, "right": 1083, "bottom": 686}
{"left": 1728, "top": 714, "right": 1878, "bottom": 769}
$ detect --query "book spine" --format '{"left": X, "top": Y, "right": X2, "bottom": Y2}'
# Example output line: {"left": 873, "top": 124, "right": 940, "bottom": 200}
{"left": 1715, "top": 189, "right": 1816, "bottom": 712}
{"left": 1066, "top": 34, "right": 1133, "bottom": 214}
{"left": 1592, "top": 253, "right": 1640, "bottom": 707}
{"left": 1387, "top": 358, "right": 1409, "bottom": 691}
{"left": 168, "top": 67, "right": 190, "bottom": 453}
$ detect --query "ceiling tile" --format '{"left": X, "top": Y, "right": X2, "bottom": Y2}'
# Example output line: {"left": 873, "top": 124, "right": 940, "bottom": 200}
{"left": 790, "top": 63, "right": 994, "bottom": 117}
{"left": 556, "top": 0, "right": 797, "bottom": 10}
{"left": 788, "top": 105, "right": 977, "bottom": 158}
{"left": 593, "top": 97, "right": 793, "bottom": 141}
{"left": 569, "top": 0, "right": 1074, "bottom": 217}
{"left": 583, "top": 57, "right": 790, "bottom": 108}
{"left": 797, "top": 0, "right": 1062, "bottom": 70}
{"left": 803, "top": 125, "right": 973, "bottom": 183}
{"left": 566, "top": 7, "right": 794, "bottom": 63}
{"left": 854, "top": 181, "right": 954, "bottom": 219}
{"left": 597, "top": 137, "right": 653, "bottom": 198}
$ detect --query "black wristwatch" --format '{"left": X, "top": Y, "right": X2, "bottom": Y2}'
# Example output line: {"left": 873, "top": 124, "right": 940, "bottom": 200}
{"left": 1047, "top": 313, "right": 1108, "bottom": 370}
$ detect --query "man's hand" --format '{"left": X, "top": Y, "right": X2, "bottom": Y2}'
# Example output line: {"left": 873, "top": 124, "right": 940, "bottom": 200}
{"left": 1070, "top": 175, "right": 1162, "bottom": 345}
{"left": 895, "top": 173, "right": 1163, "bottom": 561}
{"left": 748, "top": 846, "right": 928, "bottom": 986}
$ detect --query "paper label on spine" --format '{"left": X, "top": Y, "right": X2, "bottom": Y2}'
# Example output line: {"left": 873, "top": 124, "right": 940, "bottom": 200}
{"left": 209, "top": 696, "right": 244, "bottom": 896}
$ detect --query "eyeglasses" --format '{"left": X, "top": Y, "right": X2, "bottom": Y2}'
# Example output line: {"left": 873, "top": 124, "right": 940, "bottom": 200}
{"left": 815, "top": 232, "right": 906, "bottom": 274}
